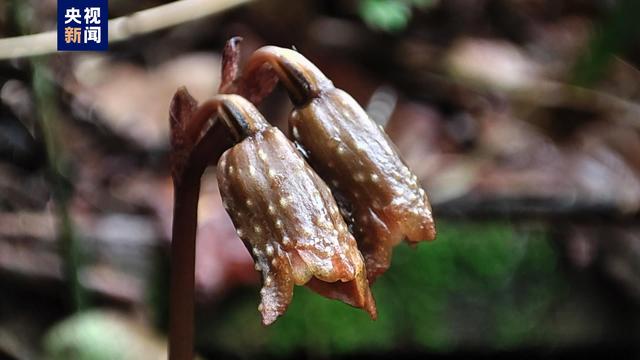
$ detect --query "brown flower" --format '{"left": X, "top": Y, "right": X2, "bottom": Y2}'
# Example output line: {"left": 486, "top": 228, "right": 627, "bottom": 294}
{"left": 240, "top": 47, "right": 436, "bottom": 281}
{"left": 215, "top": 95, "right": 376, "bottom": 324}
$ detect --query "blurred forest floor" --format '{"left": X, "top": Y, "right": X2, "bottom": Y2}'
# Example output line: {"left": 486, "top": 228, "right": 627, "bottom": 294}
{"left": 1, "top": 0, "right": 640, "bottom": 358}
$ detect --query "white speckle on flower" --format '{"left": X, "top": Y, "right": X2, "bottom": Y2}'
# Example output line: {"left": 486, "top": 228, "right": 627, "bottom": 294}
{"left": 265, "top": 244, "right": 274, "bottom": 256}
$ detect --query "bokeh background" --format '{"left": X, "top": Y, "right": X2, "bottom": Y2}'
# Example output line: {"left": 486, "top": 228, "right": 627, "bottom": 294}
{"left": 1, "top": 0, "right": 640, "bottom": 358}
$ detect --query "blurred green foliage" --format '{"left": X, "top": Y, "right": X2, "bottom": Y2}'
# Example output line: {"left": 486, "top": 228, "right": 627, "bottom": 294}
{"left": 358, "top": 0, "right": 436, "bottom": 33}
{"left": 10, "top": 0, "right": 89, "bottom": 312}
{"left": 572, "top": 0, "right": 640, "bottom": 86}
{"left": 203, "top": 220, "right": 563, "bottom": 356}
{"left": 44, "top": 311, "right": 167, "bottom": 360}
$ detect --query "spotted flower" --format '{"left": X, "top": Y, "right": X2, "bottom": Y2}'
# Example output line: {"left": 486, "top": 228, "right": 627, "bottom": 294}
{"left": 240, "top": 46, "right": 437, "bottom": 281}
{"left": 215, "top": 95, "right": 376, "bottom": 324}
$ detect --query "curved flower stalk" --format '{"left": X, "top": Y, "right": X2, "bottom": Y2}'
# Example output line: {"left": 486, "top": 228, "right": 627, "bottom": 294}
{"left": 216, "top": 95, "right": 376, "bottom": 325}
{"left": 168, "top": 88, "right": 238, "bottom": 360}
{"left": 233, "top": 44, "right": 436, "bottom": 281}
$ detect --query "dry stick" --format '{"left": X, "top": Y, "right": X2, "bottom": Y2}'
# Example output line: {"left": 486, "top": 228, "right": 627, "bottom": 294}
{"left": 514, "top": 80, "right": 640, "bottom": 130}
{"left": 441, "top": 68, "right": 640, "bottom": 130}
{"left": 0, "top": 0, "right": 252, "bottom": 60}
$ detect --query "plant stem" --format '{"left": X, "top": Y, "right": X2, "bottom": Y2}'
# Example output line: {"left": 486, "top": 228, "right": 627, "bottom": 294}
{"left": 169, "top": 175, "right": 201, "bottom": 360}
{"left": 33, "top": 60, "right": 88, "bottom": 312}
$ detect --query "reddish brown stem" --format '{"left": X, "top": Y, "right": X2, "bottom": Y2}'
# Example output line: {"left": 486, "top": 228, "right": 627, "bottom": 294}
{"left": 169, "top": 176, "right": 200, "bottom": 360}
{"left": 168, "top": 91, "right": 270, "bottom": 359}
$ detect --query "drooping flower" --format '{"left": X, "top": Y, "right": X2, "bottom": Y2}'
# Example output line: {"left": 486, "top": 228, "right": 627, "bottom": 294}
{"left": 215, "top": 94, "right": 376, "bottom": 324}
{"left": 239, "top": 46, "right": 437, "bottom": 281}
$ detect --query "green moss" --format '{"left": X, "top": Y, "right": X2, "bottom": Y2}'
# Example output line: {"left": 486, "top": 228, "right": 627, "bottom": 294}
{"left": 204, "top": 220, "right": 564, "bottom": 356}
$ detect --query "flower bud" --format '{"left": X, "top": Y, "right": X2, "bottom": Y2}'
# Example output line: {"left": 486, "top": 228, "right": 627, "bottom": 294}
{"left": 243, "top": 47, "right": 436, "bottom": 281}
{"left": 216, "top": 95, "right": 376, "bottom": 324}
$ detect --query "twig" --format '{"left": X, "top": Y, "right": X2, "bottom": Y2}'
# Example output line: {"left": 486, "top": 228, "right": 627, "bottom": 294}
{"left": 433, "top": 195, "right": 640, "bottom": 223}
{"left": 0, "top": 0, "right": 252, "bottom": 60}
{"left": 509, "top": 79, "right": 640, "bottom": 130}
{"left": 420, "top": 68, "right": 640, "bottom": 130}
